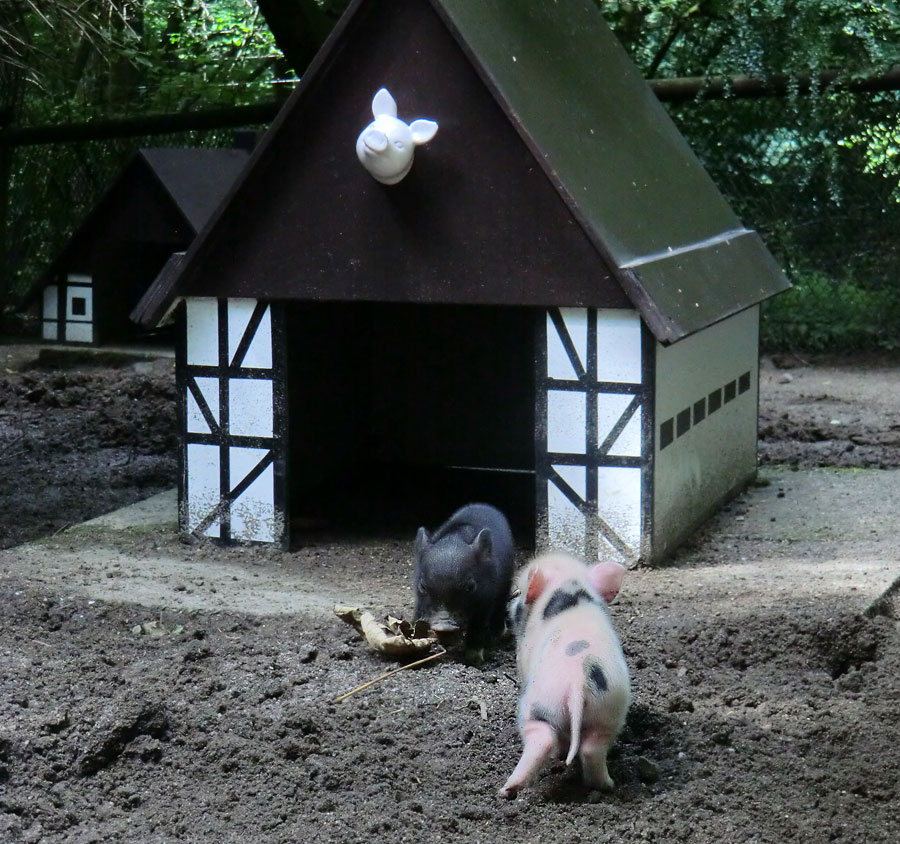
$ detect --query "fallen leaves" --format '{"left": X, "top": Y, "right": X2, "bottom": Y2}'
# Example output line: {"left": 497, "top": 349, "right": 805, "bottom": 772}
{"left": 131, "top": 620, "right": 184, "bottom": 638}
{"left": 332, "top": 605, "right": 445, "bottom": 703}
{"left": 333, "top": 605, "right": 437, "bottom": 657}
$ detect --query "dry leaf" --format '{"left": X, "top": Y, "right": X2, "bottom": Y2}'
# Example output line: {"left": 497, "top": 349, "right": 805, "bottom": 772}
{"left": 334, "top": 605, "right": 437, "bottom": 658}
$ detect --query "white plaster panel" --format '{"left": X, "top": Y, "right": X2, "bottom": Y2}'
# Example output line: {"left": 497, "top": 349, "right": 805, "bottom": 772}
{"left": 229, "top": 378, "right": 273, "bottom": 438}
{"left": 43, "top": 286, "right": 58, "bottom": 320}
{"left": 547, "top": 390, "right": 585, "bottom": 454}
{"left": 553, "top": 464, "right": 586, "bottom": 500}
{"left": 559, "top": 308, "right": 588, "bottom": 375}
{"left": 67, "top": 273, "right": 91, "bottom": 284}
{"left": 547, "top": 481, "right": 586, "bottom": 557}
{"left": 65, "top": 286, "right": 93, "bottom": 322}
{"left": 596, "top": 309, "right": 642, "bottom": 383}
{"left": 42, "top": 322, "right": 58, "bottom": 341}
{"left": 597, "top": 466, "right": 641, "bottom": 552}
{"left": 547, "top": 311, "right": 579, "bottom": 379}
{"left": 186, "top": 377, "right": 220, "bottom": 434}
{"left": 64, "top": 321, "right": 93, "bottom": 343}
{"left": 597, "top": 393, "right": 635, "bottom": 448}
{"left": 186, "top": 443, "right": 220, "bottom": 538}
{"left": 230, "top": 449, "right": 275, "bottom": 543}
{"left": 228, "top": 300, "right": 271, "bottom": 369}
{"left": 186, "top": 298, "right": 220, "bottom": 366}
{"left": 607, "top": 405, "right": 642, "bottom": 457}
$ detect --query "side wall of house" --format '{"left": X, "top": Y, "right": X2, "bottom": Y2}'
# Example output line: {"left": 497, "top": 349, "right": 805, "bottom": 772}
{"left": 652, "top": 305, "right": 759, "bottom": 561}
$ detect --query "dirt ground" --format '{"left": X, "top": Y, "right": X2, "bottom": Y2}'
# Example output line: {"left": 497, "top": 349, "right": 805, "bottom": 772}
{"left": 1, "top": 343, "right": 899, "bottom": 844}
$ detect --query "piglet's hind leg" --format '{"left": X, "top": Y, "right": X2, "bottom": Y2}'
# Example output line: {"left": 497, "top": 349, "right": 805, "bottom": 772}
{"left": 499, "top": 720, "right": 558, "bottom": 798}
{"left": 579, "top": 728, "right": 614, "bottom": 791}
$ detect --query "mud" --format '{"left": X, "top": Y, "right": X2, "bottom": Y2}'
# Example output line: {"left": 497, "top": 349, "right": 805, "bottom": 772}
{"left": 0, "top": 345, "right": 898, "bottom": 843}
{"left": 0, "top": 347, "right": 177, "bottom": 550}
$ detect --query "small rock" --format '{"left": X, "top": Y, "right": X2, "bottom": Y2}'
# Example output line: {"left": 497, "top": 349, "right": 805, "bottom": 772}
{"left": 261, "top": 681, "right": 285, "bottom": 701}
{"left": 635, "top": 755, "right": 660, "bottom": 783}
{"left": 299, "top": 645, "right": 318, "bottom": 664}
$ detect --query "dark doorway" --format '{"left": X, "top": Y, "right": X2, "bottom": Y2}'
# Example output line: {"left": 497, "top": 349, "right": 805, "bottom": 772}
{"left": 285, "top": 301, "right": 536, "bottom": 544}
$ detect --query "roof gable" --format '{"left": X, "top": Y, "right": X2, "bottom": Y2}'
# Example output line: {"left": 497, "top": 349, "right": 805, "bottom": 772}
{"left": 138, "top": 148, "right": 249, "bottom": 232}
{"left": 136, "top": 0, "right": 788, "bottom": 342}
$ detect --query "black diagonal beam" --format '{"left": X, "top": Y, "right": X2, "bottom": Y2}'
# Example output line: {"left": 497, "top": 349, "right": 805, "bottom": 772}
{"left": 192, "top": 449, "right": 275, "bottom": 538}
{"left": 230, "top": 301, "right": 270, "bottom": 369}
{"left": 547, "top": 307, "right": 586, "bottom": 380}
{"left": 185, "top": 375, "right": 221, "bottom": 437}
{"left": 598, "top": 395, "right": 641, "bottom": 456}
{"left": 547, "top": 466, "right": 633, "bottom": 558}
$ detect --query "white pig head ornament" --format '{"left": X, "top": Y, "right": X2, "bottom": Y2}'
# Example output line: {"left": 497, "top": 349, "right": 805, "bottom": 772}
{"left": 356, "top": 88, "right": 438, "bottom": 185}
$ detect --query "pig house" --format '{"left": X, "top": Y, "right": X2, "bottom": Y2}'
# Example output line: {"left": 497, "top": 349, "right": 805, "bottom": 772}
{"left": 21, "top": 147, "right": 248, "bottom": 346}
{"left": 132, "top": 0, "right": 789, "bottom": 565}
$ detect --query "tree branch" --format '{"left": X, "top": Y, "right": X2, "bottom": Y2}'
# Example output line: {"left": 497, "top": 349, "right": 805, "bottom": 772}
{"left": 650, "top": 67, "right": 900, "bottom": 102}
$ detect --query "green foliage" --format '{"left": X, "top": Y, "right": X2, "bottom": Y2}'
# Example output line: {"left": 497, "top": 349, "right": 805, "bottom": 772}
{"left": 140, "top": 0, "right": 289, "bottom": 111}
{"left": 761, "top": 270, "right": 900, "bottom": 352}
{"left": 601, "top": 1, "right": 900, "bottom": 77}
{"left": 7, "top": 1, "right": 291, "bottom": 125}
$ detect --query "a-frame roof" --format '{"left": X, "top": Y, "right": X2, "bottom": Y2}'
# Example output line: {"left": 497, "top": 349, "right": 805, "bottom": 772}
{"left": 22, "top": 147, "right": 248, "bottom": 307}
{"left": 138, "top": 148, "right": 250, "bottom": 232}
{"left": 135, "top": 0, "right": 788, "bottom": 343}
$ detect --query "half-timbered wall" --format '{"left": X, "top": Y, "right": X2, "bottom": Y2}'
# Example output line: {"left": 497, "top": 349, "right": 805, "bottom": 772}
{"left": 536, "top": 307, "right": 653, "bottom": 566}
{"left": 179, "top": 297, "right": 287, "bottom": 545}
{"left": 652, "top": 306, "right": 759, "bottom": 559}
{"left": 42, "top": 274, "right": 94, "bottom": 343}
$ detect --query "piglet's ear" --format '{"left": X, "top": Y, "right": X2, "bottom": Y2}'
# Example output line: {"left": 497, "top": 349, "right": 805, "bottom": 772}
{"left": 415, "top": 527, "right": 430, "bottom": 557}
{"left": 525, "top": 567, "right": 548, "bottom": 605}
{"left": 588, "top": 561, "right": 626, "bottom": 603}
{"left": 472, "top": 528, "right": 493, "bottom": 562}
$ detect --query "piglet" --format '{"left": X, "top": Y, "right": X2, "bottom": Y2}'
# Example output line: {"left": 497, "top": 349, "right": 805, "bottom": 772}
{"left": 414, "top": 503, "right": 515, "bottom": 664}
{"left": 500, "top": 551, "right": 630, "bottom": 798}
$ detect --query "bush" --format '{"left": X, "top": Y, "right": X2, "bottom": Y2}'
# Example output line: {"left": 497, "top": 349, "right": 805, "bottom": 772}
{"left": 761, "top": 270, "right": 900, "bottom": 353}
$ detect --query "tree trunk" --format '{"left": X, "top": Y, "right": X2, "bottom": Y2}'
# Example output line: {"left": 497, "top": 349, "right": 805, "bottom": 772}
{"left": 256, "top": 0, "right": 347, "bottom": 76}
{"left": 107, "top": 0, "right": 145, "bottom": 113}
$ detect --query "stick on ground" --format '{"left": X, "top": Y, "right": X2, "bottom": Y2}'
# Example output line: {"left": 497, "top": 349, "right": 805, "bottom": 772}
{"left": 333, "top": 648, "right": 447, "bottom": 703}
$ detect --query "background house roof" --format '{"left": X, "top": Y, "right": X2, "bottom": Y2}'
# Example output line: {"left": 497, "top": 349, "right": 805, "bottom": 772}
{"left": 138, "top": 148, "right": 250, "bottom": 233}
{"left": 21, "top": 147, "right": 248, "bottom": 309}
{"left": 135, "top": 0, "right": 788, "bottom": 343}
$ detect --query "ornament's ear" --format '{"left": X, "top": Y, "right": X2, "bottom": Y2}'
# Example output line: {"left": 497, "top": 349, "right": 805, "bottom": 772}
{"left": 372, "top": 87, "right": 397, "bottom": 119}
{"left": 410, "top": 119, "right": 438, "bottom": 145}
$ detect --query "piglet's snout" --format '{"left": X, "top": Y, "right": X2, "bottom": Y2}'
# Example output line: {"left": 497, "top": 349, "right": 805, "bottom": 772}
{"left": 428, "top": 614, "right": 461, "bottom": 635}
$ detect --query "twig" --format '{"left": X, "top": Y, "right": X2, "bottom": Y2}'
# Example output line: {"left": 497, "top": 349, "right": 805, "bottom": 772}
{"left": 333, "top": 648, "right": 447, "bottom": 703}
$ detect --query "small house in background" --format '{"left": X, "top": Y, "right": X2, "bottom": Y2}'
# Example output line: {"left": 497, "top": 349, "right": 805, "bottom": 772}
{"left": 22, "top": 147, "right": 249, "bottom": 346}
{"left": 133, "top": 0, "right": 790, "bottom": 565}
